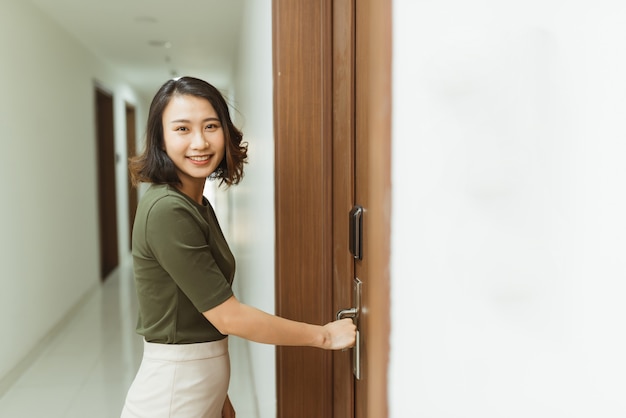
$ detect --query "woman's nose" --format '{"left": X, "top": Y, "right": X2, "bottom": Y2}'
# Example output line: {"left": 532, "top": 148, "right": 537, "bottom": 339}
{"left": 191, "top": 131, "right": 207, "bottom": 148}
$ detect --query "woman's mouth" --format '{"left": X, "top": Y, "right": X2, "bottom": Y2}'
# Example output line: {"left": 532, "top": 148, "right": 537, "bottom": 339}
{"left": 188, "top": 155, "right": 210, "bottom": 165}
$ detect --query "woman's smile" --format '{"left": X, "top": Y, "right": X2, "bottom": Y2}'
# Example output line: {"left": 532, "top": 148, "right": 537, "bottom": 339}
{"left": 187, "top": 154, "right": 212, "bottom": 164}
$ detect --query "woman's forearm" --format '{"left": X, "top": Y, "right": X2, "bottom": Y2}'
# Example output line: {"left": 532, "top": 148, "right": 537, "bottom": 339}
{"left": 204, "top": 296, "right": 329, "bottom": 348}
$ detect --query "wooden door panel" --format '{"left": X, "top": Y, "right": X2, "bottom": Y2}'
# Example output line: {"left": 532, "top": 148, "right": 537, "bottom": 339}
{"left": 273, "top": 0, "right": 334, "bottom": 417}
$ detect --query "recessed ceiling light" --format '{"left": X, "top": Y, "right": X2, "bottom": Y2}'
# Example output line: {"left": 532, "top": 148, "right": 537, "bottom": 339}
{"left": 135, "top": 16, "right": 157, "bottom": 23}
{"left": 148, "top": 40, "right": 172, "bottom": 48}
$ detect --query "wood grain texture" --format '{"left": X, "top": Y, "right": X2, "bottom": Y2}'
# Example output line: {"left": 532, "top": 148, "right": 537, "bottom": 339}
{"left": 273, "top": 0, "right": 333, "bottom": 416}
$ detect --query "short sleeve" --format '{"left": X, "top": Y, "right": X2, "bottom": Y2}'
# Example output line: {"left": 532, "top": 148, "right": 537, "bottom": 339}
{"left": 145, "top": 197, "right": 233, "bottom": 312}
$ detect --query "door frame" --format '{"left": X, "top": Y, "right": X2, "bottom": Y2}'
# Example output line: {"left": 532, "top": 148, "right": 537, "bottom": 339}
{"left": 353, "top": 0, "right": 392, "bottom": 416}
{"left": 273, "top": 0, "right": 391, "bottom": 416}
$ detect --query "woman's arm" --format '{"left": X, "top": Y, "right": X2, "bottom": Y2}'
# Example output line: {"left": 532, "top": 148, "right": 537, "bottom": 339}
{"left": 203, "top": 296, "right": 356, "bottom": 350}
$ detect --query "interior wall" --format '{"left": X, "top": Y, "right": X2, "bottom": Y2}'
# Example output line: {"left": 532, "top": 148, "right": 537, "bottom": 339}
{"left": 0, "top": 0, "right": 145, "bottom": 389}
{"left": 231, "top": 0, "right": 276, "bottom": 418}
{"left": 222, "top": 0, "right": 276, "bottom": 417}
{"left": 391, "top": 1, "right": 626, "bottom": 417}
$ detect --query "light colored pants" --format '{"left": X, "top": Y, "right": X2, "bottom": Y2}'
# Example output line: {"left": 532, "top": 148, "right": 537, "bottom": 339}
{"left": 121, "top": 338, "right": 230, "bottom": 418}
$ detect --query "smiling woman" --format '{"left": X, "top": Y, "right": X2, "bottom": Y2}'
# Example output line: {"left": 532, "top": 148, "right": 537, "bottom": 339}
{"left": 121, "top": 76, "right": 356, "bottom": 418}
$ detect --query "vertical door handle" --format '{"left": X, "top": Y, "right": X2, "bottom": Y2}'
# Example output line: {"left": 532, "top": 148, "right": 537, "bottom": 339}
{"left": 335, "top": 277, "right": 362, "bottom": 379}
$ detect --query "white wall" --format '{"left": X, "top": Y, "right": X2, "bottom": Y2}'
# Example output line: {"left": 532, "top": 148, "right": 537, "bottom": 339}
{"left": 220, "top": 1, "right": 276, "bottom": 417}
{"left": 391, "top": 1, "right": 626, "bottom": 416}
{"left": 0, "top": 0, "right": 145, "bottom": 389}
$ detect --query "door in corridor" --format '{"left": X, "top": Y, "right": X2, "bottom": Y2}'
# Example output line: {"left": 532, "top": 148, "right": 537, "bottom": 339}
{"left": 126, "top": 102, "right": 138, "bottom": 251}
{"left": 95, "top": 87, "right": 119, "bottom": 280}
{"left": 274, "top": 0, "right": 391, "bottom": 416}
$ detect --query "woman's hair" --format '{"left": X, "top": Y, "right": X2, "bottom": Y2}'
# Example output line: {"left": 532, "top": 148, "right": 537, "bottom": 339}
{"left": 129, "top": 76, "right": 248, "bottom": 187}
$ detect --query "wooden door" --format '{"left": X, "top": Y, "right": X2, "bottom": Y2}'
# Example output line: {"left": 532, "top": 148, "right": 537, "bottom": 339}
{"left": 126, "top": 103, "right": 138, "bottom": 250}
{"left": 274, "top": 0, "right": 391, "bottom": 416}
{"left": 95, "top": 87, "right": 118, "bottom": 280}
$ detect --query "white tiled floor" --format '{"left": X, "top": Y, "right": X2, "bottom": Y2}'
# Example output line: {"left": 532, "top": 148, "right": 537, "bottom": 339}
{"left": 0, "top": 261, "right": 259, "bottom": 418}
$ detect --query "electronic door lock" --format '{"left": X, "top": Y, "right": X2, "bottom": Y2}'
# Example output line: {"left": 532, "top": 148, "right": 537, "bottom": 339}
{"left": 349, "top": 206, "right": 363, "bottom": 260}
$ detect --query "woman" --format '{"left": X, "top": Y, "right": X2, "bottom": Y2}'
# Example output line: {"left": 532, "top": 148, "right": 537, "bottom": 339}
{"left": 121, "top": 76, "right": 356, "bottom": 418}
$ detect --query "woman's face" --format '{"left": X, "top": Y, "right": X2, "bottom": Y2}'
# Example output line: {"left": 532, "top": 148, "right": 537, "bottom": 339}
{"left": 162, "top": 94, "right": 226, "bottom": 189}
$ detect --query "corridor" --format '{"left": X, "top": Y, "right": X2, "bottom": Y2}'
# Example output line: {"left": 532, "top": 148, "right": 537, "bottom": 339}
{"left": 0, "top": 261, "right": 258, "bottom": 418}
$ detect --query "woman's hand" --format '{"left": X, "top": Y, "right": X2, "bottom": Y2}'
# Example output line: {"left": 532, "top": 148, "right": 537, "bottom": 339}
{"left": 321, "top": 318, "right": 357, "bottom": 350}
{"left": 222, "top": 395, "right": 235, "bottom": 418}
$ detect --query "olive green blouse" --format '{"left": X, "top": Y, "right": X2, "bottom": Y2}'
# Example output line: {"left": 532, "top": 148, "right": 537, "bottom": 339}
{"left": 132, "top": 184, "right": 234, "bottom": 344}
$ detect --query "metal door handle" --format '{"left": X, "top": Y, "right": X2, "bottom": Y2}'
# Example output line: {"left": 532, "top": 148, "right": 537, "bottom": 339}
{"left": 335, "top": 277, "right": 362, "bottom": 379}
{"left": 336, "top": 307, "right": 358, "bottom": 320}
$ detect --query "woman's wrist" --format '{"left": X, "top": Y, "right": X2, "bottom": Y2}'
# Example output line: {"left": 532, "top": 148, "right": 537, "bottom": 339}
{"left": 314, "top": 324, "right": 330, "bottom": 349}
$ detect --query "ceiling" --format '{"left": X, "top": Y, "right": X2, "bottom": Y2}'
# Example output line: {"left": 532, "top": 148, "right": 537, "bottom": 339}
{"left": 29, "top": 0, "right": 246, "bottom": 98}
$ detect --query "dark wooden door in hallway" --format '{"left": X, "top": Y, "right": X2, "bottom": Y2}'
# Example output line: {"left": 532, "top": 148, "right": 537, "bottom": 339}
{"left": 126, "top": 102, "right": 137, "bottom": 251}
{"left": 95, "top": 87, "right": 118, "bottom": 280}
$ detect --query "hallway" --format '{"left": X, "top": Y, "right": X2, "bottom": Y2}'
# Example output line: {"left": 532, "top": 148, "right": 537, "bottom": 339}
{"left": 0, "top": 261, "right": 258, "bottom": 418}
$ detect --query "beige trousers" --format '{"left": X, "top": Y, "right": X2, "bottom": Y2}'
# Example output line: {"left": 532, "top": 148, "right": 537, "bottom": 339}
{"left": 121, "top": 338, "right": 230, "bottom": 418}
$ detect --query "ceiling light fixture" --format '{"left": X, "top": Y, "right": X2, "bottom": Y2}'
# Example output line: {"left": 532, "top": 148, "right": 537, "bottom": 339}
{"left": 148, "top": 40, "right": 172, "bottom": 49}
{"left": 135, "top": 16, "right": 157, "bottom": 23}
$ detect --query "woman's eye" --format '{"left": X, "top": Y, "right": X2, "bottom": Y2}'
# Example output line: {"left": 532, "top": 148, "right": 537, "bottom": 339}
{"left": 205, "top": 124, "right": 219, "bottom": 130}
{"left": 175, "top": 126, "right": 188, "bottom": 132}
